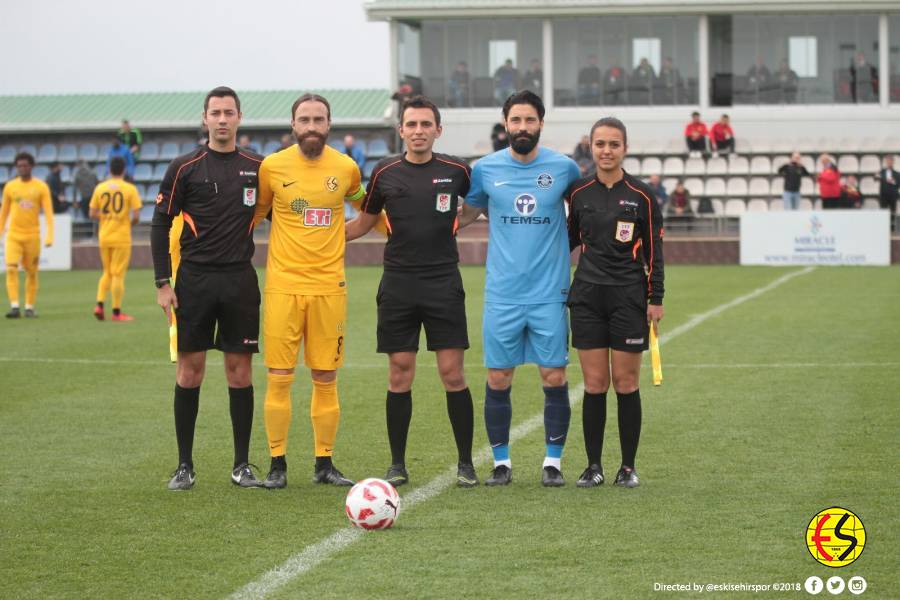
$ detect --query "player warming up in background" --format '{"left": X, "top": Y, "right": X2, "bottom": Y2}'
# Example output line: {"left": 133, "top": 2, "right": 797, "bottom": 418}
{"left": 254, "top": 93, "right": 362, "bottom": 489}
{"left": 151, "top": 86, "right": 264, "bottom": 490}
{"left": 458, "top": 91, "right": 581, "bottom": 487}
{"left": 89, "top": 156, "right": 141, "bottom": 321}
{"left": 564, "top": 117, "right": 664, "bottom": 488}
{"left": 1, "top": 152, "right": 53, "bottom": 319}
{"left": 346, "top": 95, "right": 478, "bottom": 488}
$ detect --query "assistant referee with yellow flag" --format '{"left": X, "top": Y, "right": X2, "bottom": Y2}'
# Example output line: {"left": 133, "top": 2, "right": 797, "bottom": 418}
{"left": 563, "top": 117, "right": 664, "bottom": 489}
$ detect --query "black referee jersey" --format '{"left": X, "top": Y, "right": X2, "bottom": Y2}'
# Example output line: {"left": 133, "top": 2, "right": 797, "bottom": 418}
{"left": 565, "top": 170, "right": 665, "bottom": 304}
{"left": 361, "top": 152, "right": 471, "bottom": 271}
{"left": 150, "top": 145, "right": 263, "bottom": 280}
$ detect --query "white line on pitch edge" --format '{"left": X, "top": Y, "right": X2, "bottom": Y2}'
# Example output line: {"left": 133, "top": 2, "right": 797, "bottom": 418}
{"left": 229, "top": 265, "right": 816, "bottom": 599}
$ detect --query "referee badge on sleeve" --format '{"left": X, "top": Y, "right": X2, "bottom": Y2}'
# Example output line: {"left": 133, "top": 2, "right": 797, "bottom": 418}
{"left": 243, "top": 187, "right": 257, "bottom": 207}
{"left": 615, "top": 221, "right": 634, "bottom": 243}
{"left": 436, "top": 193, "right": 452, "bottom": 213}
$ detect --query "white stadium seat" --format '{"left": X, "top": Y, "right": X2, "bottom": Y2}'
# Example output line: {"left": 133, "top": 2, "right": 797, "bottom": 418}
{"left": 704, "top": 177, "right": 726, "bottom": 197}
{"left": 837, "top": 155, "right": 859, "bottom": 174}
{"left": 711, "top": 199, "right": 725, "bottom": 215}
{"left": 770, "top": 178, "right": 784, "bottom": 195}
{"left": 748, "top": 177, "right": 770, "bottom": 197}
{"left": 706, "top": 157, "right": 727, "bottom": 175}
{"left": 800, "top": 155, "right": 816, "bottom": 172}
{"left": 749, "top": 156, "right": 771, "bottom": 175}
{"left": 724, "top": 199, "right": 746, "bottom": 216}
{"left": 683, "top": 177, "right": 704, "bottom": 196}
{"left": 747, "top": 199, "right": 769, "bottom": 212}
{"left": 769, "top": 199, "right": 784, "bottom": 211}
{"left": 862, "top": 199, "right": 880, "bottom": 210}
{"left": 623, "top": 156, "right": 641, "bottom": 175}
{"left": 859, "top": 155, "right": 881, "bottom": 174}
{"left": 662, "top": 156, "right": 684, "bottom": 176}
{"left": 800, "top": 179, "right": 814, "bottom": 195}
{"left": 726, "top": 178, "right": 748, "bottom": 196}
{"left": 860, "top": 176, "right": 878, "bottom": 195}
{"left": 662, "top": 177, "right": 678, "bottom": 194}
{"left": 771, "top": 155, "right": 790, "bottom": 172}
{"left": 728, "top": 155, "right": 749, "bottom": 175}
{"left": 684, "top": 157, "right": 705, "bottom": 175}
{"left": 641, "top": 157, "right": 662, "bottom": 176}
{"left": 799, "top": 198, "right": 814, "bottom": 210}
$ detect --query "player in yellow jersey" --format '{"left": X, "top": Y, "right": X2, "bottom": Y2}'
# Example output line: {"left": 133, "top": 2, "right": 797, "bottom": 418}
{"left": 89, "top": 156, "right": 142, "bottom": 321}
{"left": 0, "top": 152, "right": 53, "bottom": 319}
{"left": 254, "top": 94, "right": 361, "bottom": 488}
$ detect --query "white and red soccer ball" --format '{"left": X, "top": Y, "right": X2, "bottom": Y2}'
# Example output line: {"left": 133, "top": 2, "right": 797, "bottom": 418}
{"left": 345, "top": 478, "right": 400, "bottom": 530}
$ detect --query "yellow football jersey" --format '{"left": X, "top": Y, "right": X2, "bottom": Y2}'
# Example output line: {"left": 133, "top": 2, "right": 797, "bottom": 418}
{"left": 0, "top": 177, "right": 54, "bottom": 241}
{"left": 256, "top": 144, "right": 364, "bottom": 295}
{"left": 89, "top": 178, "right": 142, "bottom": 247}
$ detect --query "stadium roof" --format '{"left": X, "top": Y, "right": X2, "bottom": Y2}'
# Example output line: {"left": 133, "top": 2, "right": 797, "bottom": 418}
{"left": 0, "top": 89, "right": 393, "bottom": 133}
{"left": 365, "top": 0, "right": 896, "bottom": 18}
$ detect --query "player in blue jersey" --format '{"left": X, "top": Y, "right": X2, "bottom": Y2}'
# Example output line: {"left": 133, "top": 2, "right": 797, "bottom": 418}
{"left": 458, "top": 91, "right": 581, "bottom": 487}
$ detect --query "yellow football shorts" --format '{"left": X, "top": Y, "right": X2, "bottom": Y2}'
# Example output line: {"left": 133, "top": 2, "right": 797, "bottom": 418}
{"left": 5, "top": 234, "right": 40, "bottom": 270}
{"left": 263, "top": 293, "right": 346, "bottom": 370}
{"left": 99, "top": 245, "right": 131, "bottom": 277}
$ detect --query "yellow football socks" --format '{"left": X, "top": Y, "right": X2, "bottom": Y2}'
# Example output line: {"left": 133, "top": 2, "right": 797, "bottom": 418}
{"left": 311, "top": 379, "right": 340, "bottom": 457}
{"left": 264, "top": 372, "right": 295, "bottom": 457}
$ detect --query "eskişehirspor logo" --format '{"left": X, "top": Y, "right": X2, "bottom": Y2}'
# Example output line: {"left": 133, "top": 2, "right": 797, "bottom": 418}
{"left": 806, "top": 507, "right": 866, "bottom": 567}
{"left": 514, "top": 193, "right": 537, "bottom": 216}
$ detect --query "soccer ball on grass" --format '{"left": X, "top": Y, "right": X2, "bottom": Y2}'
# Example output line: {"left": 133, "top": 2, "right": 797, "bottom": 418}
{"left": 345, "top": 478, "right": 400, "bottom": 530}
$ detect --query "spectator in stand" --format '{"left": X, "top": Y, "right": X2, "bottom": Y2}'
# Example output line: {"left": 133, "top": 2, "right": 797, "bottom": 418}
{"left": 840, "top": 175, "right": 862, "bottom": 209}
{"left": 342, "top": 134, "right": 366, "bottom": 169}
{"left": 238, "top": 134, "right": 261, "bottom": 154}
{"left": 684, "top": 112, "right": 708, "bottom": 158}
{"left": 817, "top": 154, "right": 842, "bottom": 209}
{"left": 746, "top": 57, "right": 772, "bottom": 100}
{"left": 493, "top": 59, "right": 519, "bottom": 105}
{"left": 630, "top": 58, "right": 655, "bottom": 105}
{"left": 73, "top": 160, "right": 98, "bottom": 220}
{"left": 118, "top": 120, "right": 142, "bottom": 160}
{"left": 668, "top": 180, "right": 692, "bottom": 217}
{"left": 448, "top": 61, "right": 471, "bottom": 107}
{"left": 656, "top": 56, "right": 684, "bottom": 105}
{"left": 490, "top": 122, "right": 509, "bottom": 152}
{"left": 197, "top": 123, "right": 208, "bottom": 146}
{"left": 577, "top": 54, "right": 602, "bottom": 105}
{"left": 709, "top": 114, "right": 735, "bottom": 156}
{"left": 775, "top": 60, "right": 799, "bottom": 103}
{"left": 107, "top": 137, "right": 135, "bottom": 181}
{"left": 46, "top": 162, "right": 70, "bottom": 214}
{"left": 850, "top": 52, "right": 877, "bottom": 103}
{"left": 647, "top": 174, "right": 668, "bottom": 213}
{"left": 572, "top": 135, "right": 593, "bottom": 175}
{"left": 522, "top": 59, "right": 543, "bottom": 95}
{"left": 279, "top": 133, "right": 293, "bottom": 150}
{"left": 778, "top": 152, "right": 811, "bottom": 210}
{"left": 392, "top": 82, "right": 414, "bottom": 117}
{"left": 875, "top": 155, "right": 898, "bottom": 226}
{"left": 603, "top": 60, "right": 626, "bottom": 105}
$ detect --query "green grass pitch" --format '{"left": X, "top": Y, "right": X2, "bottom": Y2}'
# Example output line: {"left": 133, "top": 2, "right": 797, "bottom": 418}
{"left": 1, "top": 265, "right": 898, "bottom": 598}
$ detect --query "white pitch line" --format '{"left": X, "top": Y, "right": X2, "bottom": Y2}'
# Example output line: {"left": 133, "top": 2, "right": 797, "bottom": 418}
{"left": 230, "top": 265, "right": 816, "bottom": 599}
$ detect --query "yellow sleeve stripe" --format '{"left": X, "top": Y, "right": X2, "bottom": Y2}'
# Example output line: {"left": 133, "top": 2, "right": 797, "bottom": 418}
{"left": 345, "top": 186, "right": 364, "bottom": 202}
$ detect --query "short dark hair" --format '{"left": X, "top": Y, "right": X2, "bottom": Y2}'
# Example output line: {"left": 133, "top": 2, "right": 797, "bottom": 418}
{"left": 691, "top": 111, "right": 700, "bottom": 117}
{"left": 400, "top": 95, "right": 441, "bottom": 127}
{"left": 14, "top": 152, "right": 34, "bottom": 166}
{"left": 204, "top": 86, "right": 241, "bottom": 113}
{"left": 502, "top": 90, "right": 545, "bottom": 121}
{"left": 109, "top": 156, "right": 126, "bottom": 176}
{"left": 292, "top": 93, "right": 331, "bottom": 121}
{"left": 589, "top": 117, "right": 628, "bottom": 146}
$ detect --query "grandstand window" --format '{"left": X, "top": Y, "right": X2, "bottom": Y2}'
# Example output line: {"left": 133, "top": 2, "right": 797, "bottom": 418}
{"left": 411, "top": 19, "right": 542, "bottom": 108}
{"left": 552, "top": 16, "right": 699, "bottom": 107}
{"left": 710, "top": 14, "right": 879, "bottom": 105}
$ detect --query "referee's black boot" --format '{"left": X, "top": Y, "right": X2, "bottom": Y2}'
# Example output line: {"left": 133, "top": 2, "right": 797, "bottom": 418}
{"left": 5, "top": 307, "right": 20, "bottom": 319}
{"left": 613, "top": 466, "right": 640, "bottom": 488}
{"left": 541, "top": 466, "right": 565, "bottom": 487}
{"left": 485, "top": 465, "right": 512, "bottom": 486}
{"left": 384, "top": 463, "right": 409, "bottom": 487}
{"left": 167, "top": 463, "right": 196, "bottom": 491}
{"left": 263, "top": 456, "right": 287, "bottom": 489}
{"left": 576, "top": 464, "right": 605, "bottom": 488}
{"left": 456, "top": 462, "right": 479, "bottom": 488}
{"left": 231, "top": 463, "right": 263, "bottom": 488}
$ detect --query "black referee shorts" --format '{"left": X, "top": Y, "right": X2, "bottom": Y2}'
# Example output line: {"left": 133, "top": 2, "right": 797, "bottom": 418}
{"left": 568, "top": 279, "right": 648, "bottom": 353}
{"left": 376, "top": 268, "right": 469, "bottom": 354}
{"left": 174, "top": 261, "right": 260, "bottom": 354}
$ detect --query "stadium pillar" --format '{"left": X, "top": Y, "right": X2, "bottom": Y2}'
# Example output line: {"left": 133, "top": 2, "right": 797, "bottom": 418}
{"left": 389, "top": 19, "right": 399, "bottom": 105}
{"left": 879, "top": 14, "right": 889, "bottom": 108}
{"left": 698, "top": 15, "right": 710, "bottom": 110}
{"left": 542, "top": 19, "right": 554, "bottom": 112}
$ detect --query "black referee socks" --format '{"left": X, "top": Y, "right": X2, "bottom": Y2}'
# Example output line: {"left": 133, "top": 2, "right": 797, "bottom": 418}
{"left": 446, "top": 388, "right": 474, "bottom": 464}
{"left": 582, "top": 391, "right": 607, "bottom": 466}
{"left": 617, "top": 389, "right": 642, "bottom": 468}
{"left": 229, "top": 386, "right": 254, "bottom": 468}
{"left": 386, "top": 390, "right": 413, "bottom": 465}
{"left": 173, "top": 384, "right": 200, "bottom": 467}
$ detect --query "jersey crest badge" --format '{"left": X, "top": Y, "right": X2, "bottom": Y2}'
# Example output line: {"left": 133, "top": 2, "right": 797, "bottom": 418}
{"left": 325, "top": 176, "right": 338, "bottom": 192}
{"left": 615, "top": 221, "right": 635, "bottom": 243}
{"left": 436, "top": 193, "right": 452, "bottom": 213}
{"left": 537, "top": 173, "right": 553, "bottom": 188}
{"left": 243, "top": 187, "right": 257, "bottom": 207}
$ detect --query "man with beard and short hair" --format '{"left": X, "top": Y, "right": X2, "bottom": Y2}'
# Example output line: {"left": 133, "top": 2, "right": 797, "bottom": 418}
{"left": 253, "top": 93, "right": 361, "bottom": 489}
{"left": 458, "top": 90, "right": 581, "bottom": 487}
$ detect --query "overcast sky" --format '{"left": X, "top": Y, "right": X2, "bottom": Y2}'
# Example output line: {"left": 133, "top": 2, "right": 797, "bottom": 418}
{"left": 1, "top": 0, "right": 390, "bottom": 96}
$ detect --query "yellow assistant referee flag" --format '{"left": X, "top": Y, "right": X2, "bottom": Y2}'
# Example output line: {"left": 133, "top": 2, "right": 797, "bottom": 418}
{"left": 649, "top": 321, "right": 662, "bottom": 386}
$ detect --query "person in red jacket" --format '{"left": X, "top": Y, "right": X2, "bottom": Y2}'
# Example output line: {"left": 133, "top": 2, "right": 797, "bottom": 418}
{"left": 684, "top": 111, "right": 708, "bottom": 158}
{"left": 817, "top": 154, "right": 842, "bottom": 209}
{"left": 709, "top": 114, "right": 734, "bottom": 156}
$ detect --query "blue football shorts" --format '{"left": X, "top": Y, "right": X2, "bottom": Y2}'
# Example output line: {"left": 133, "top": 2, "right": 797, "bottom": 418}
{"left": 482, "top": 301, "right": 569, "bottom": 369}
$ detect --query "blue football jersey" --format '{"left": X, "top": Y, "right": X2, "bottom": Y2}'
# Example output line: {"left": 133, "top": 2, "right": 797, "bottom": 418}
{"left": 466, "top": 147, "right": 581, "bottom": 304}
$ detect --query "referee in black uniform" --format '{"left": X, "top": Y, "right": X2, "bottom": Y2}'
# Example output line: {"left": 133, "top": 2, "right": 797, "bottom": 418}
{"left": 151, "top": 86, "right": 264, "bottom": 490}
{"left": 564, "top": 117, "right": 664, "bottom": 489}
{"left": 346, "top": 95, "right": 478, "bottom": 488}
